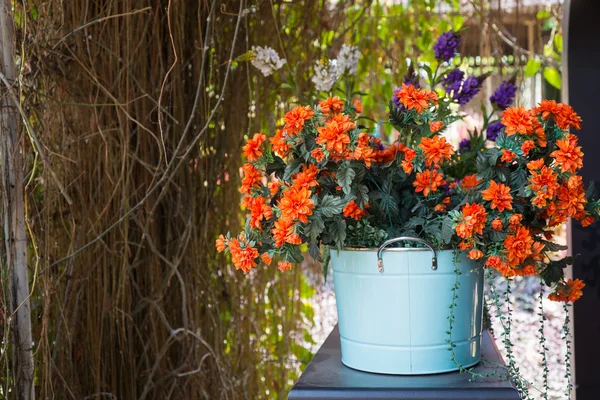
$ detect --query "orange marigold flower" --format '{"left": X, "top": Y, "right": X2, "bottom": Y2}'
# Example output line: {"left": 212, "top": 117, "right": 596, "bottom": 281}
{"left": 434, "top": 204, "right": 446, "bottom": 212}
{"left": 536, "top": 101, "right": 582, "bottom": 130}
{"left": 354, "top": 132, "right": 377, "bottom": 167}
{"left": 242, "top": 133, "right": 267, "bottom": 162}
{"left": 555, "top": 104, "right": 582, "bottom": 130}
{"left": 556, "top": 175, "right": 587, "bottom": 220}
{"left": 527, "top": 159, "right": 545, "bottom": 171}
{"left": 531, "top": 116, "right": 547, "bottom": 148}
{"left": 443, "top": 197, "right": 451, "bottom": 205}
{"left": 413, "top": 169, "right": 446, "bottom": 197}
{"left": 521, "top": 140, "right": 536, "bottom": 155}
{"left": 501, "top": 106, "right": 533, "bottom": 135}
{"left": 460, "top": 174, "right": 482, "bottom": 191}
{"left": 501, "top": 149, "right": 516, "bottom": 163}
{"left": 397, "top": 83, "right": 431, "bottom": 113}
{"left": 240, "top": 163, "right": 263, "bottom": 194}
{"left": 482, "top": 180, "right": 513, "bottom": 212}
{"left": 508, "top": 213, "right": 522, "bottom": 231}
{"left": 376, "top": 143, "right": 400, "bottom": 164}
{"left": 581, "top": 215, "right": 595, "bottom": 227}
{"left": 485, "top": 255, "right": 513, "bottom": 277}
{"left": 400, "top": 148, "right": 417, "bottom": 173}
{"left": 353, "top": 99, "right": 363, "bottom": 113}
{"left": 504, "top": 226, "right": 534, "bottom": 267}
{"left": 278, "top": 261, "right": 293, "bottom": 272}
{"left": 521, "top": 265, "right": 538, "bottom": 276}
{"left": 468, "top": 249, "right": 484, "bottom": 260}
{"left": 429, "top": 121, "right": 444, "bottom": 133}
{"left": 311, "top": 147, "right": 326, "bottom": 162}
{"left": 293, "top": 164, "right": 319, "bottom": 189}
{"left": 343, "top": 200, "right": 368, "bottom": 220}
{"left": 548, "top": 279, "right": 585, "bottom": 303}
{"left": 535, "top": 100, "right": 561, "bottom": 121}
{"left": 418, "top": 135, "right": 455, "bottom": 168}
{"left": 229, "top": 238, "right": 259, "bottom": 273}
{"left": 272, "top": 219, "right": 301, "bottom": 248}
{"left": 269, "top": 181, "right": 280, "bottom": 196}
{"left": 316, "top": 114, "right": 355, "bottom": 156}
{"left": 492, "top": 218, "right": 502, "bottom": 231}
{"left": 455, "top": 202, "right": 487, "bottom": 239}
{"left": 529, "top": 166, "right": 559, "bottom": 209}
{"left": 531, "top": 241, "right": 546, "bottom": 262}
{"left": 320, "top": 96, "right": 345, "bottom": 115}
{"left": 550, "top": 134, "right": 583, "bottom": 174}
{"left": 261, "top": 253, "right": 273, "bottom": 265}
{"left": 278, "top": 186, "right": 314, "bottom": 223}
{"left": 242, "top": 196, "right": 273, "bottom": 229}
{"left": 216, "top": 234, "right": 227, "bottom": 252}
{"left": 270, "top": 129, "right": 291, "bottom": 157}
{"left": 459, "top": 239, "right": 474, "bottom": 250}
{"left": 284, "top": 105, "right": 314, "bottom": 135}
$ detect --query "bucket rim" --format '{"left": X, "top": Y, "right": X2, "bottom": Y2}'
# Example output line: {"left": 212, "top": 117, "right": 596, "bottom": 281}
{"left": 335, "top": 247, "right": 460, "bottom": 253}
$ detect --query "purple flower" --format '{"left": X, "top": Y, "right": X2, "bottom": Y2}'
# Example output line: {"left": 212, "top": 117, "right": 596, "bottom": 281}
{"left": 434, "top": 31, "right": 461, "bottom": 62}
{"left": 459, "top": 138, "right": 471, "bottom": 150}
{"left": 490, "top": 80, "right": 517, "bottom": 109}
{"left": 486, "top": 121, "right": 503, "bottom": 141}
{"left": 392, "top": 87, "right": 403, "bottom": 108}
{"left": 442, "top": 68, "right": 465, "bottom": 95}
{"left": 455, "top": 75, "right": 487, "bottom": 105}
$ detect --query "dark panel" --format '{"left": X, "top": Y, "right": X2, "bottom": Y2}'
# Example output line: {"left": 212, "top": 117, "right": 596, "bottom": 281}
{"left": 564, "top": 1, "right": 600, "bottom": 399}
{"left": 288, "top": 326, "right": 519, "bottom": 400}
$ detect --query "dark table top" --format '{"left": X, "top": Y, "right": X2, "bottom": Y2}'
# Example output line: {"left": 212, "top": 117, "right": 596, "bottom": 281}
{"left": 288, "top": 325, "right": 520, "bottom": 400}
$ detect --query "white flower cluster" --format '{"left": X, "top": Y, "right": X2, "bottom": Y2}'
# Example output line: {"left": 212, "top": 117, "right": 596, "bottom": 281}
{"left": 250, "top": 46, "right": 286, "bottom": 77}
{"left": 311, "top": 44, "right": 361, "bottom": 92}
{"left": 335, "top": 44, "right": 360, "bottom": 76}
{"left": 312, "top": 60, "right": 339, "bottom": 92}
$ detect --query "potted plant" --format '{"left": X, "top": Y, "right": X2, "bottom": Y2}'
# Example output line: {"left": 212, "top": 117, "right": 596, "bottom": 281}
{"left": 216, "top": 31, "right": 598, "bottom": 383}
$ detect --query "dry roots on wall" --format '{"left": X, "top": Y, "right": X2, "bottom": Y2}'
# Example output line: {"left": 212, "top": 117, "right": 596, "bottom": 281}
{"left": 1, "top": 0, "right": 342, "bottom": 398}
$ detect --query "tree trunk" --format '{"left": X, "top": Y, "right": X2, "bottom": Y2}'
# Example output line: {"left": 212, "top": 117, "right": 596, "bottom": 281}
{"left": 0, "top": 1, "right": 36, "bottom": 399}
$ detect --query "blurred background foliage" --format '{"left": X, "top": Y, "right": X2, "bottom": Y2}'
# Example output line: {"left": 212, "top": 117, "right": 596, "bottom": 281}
{"left": 0, "top": 0, "right": 562, "bottom": 399}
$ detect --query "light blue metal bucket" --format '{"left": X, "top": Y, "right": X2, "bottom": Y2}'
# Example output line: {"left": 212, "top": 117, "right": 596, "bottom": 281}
{"left": 331, "top": 237, "right": 484, "bottom": 375}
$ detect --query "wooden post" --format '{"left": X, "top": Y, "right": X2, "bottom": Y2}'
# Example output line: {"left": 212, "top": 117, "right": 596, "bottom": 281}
{"left": 0, "top": 1, "right": 36, "bottom": 399}
{"left": 564, "top": 1, "right": 600, "bottom": 399}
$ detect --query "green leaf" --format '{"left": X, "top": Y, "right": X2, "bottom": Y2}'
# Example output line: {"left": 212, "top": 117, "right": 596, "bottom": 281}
{"left": 322, "top": 248, "right": 331, "bottom": 282}
{"left": 283, "top": 158, "right": 302, "bottom": 181}
{"left": 328, "top": 217, "right": 347, "bottom": 249}
{"left": 305, "top": 215, "right": 325, "bottom": 241}
{"left": 353, "top": 184, "right": 369, "bottom": 208}
{"left": 541, "top": 240, "right": 568, "bottom": 252}
{"left": 541, "top": 256, "right": 576, "bottom": 286}
{"left": 554, "top": 33, "right": 563, "bottom": 54}
{"left": 337, "top": 163, "right": 356, "bottom": 195}
{"left": 489, "top": 230, "right": 506, "bottom": 242}
{"left": 266, "top": 155, "right": 286, "bottom": 178}
{"left": 452, "top": 15, "right": 464, "bottom": 31}
{"left": 536, "top": 9, "right": 551, "bottom": 20}
{"left": 441, "top": 216, "right": 454, "bottom": 245}
{"left": 309, "top": 242, "right": 322, "bottom": 262}
{"left": 543, "top": 67, "right": 562, "bottom": 89}
{"left": 318, "top": 195, "right": 346, "bottom": 218}
{"left": 283, "top": 244, "right": 304, "bottom": 263}
{"left": 524, "top": 59, "right": 541, "bottom": 77}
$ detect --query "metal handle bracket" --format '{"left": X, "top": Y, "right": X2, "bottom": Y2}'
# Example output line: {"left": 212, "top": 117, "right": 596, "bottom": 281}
{"left": 376, "top": 236, "right": 438, "bottom": 273}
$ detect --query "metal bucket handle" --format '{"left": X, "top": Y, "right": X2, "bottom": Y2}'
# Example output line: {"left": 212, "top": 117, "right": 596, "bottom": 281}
{"left": 376, "top": 236, "right": 438, "bottom": 273}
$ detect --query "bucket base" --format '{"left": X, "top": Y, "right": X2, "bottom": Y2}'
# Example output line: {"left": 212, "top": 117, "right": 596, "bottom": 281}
{"left": 339, "top": 335, "right": 481, "bottom": 375}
